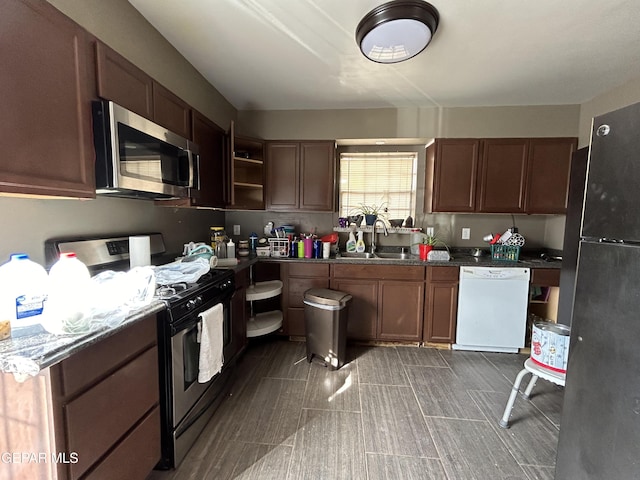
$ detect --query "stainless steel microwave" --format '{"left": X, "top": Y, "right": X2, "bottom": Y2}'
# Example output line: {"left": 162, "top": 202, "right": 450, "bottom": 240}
{"left": 92, "top": 100, "right": 199, "bottom": 199}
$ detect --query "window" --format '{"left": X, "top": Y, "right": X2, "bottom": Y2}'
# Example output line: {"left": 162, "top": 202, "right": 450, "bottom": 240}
{"left": 339, "top": 151, "right": 417, "bottom": 220}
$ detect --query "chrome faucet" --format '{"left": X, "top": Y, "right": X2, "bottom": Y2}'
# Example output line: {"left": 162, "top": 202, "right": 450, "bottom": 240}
{"left": 370, "top": 219, "right": 389, "bottom": 254}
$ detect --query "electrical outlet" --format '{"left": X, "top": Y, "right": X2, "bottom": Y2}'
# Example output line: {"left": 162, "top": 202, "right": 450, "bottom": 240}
{"left": 462, "top": 227, "right": 471, "bottom": 240}
{"left": 233, "top": 224, "right": 241, "bottom": 236}
{"left": 426, "top": 227, "right": 435, "bottom": 237}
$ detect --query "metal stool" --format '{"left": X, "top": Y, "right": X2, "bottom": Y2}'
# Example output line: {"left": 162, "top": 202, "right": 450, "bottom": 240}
{"left": 499, "top": 358, "right": 566, "bottom": 428}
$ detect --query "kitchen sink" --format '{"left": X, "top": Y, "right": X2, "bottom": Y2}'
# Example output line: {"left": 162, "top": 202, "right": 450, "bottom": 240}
{"left": 374, "top": 252, "right": 414, "bottom": 260}
{"left": 336, "top": 252, "right": 377, "bottom": 259}
{"left": 335, "top": 251, "right": 416, "bottom": 261}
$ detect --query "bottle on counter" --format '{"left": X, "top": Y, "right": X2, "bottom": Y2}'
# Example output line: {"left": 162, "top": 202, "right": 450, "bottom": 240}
{"left": 210, "top": 227, "right": 228, "bottom": 259}
{"left": 0, "top": 253, "right": 49, "bottom": 338}
{"left": 249, "top": 233, "right": 258, "bottom": 253}
{"left": 226, "top": 238, "right": 235, "bottom": 259}
{"left": 45, "top": 252, "right": 91, "bottom": 334}
{"left": 303, "top": 236, "right": 313, "bottom": 259}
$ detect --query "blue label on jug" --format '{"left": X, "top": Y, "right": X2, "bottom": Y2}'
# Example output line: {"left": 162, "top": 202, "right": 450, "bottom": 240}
{"left": 15, "top": 294, "right": 46, "bottom": 319}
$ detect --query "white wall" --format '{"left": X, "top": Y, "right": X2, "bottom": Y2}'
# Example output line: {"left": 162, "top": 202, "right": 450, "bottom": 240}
{"left": 238, "top": 105, "right": 580, "bottom": 140}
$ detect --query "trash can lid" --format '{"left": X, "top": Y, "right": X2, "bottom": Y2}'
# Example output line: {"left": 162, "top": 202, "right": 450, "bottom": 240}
{"left": 304, "top": 288, "right": 352, "bottom": 307}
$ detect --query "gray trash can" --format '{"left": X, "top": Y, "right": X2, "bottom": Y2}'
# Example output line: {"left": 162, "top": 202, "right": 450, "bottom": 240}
{"left": 303, "top": 288, "right": 352, "bottom": 370}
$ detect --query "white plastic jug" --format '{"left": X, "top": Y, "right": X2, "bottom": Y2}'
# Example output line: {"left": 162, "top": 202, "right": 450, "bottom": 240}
{"left": 45, "top": 253, "right": 91, "bottom": 335}
{"left": 0, "top": 254, "right": 49, "bottom": 338}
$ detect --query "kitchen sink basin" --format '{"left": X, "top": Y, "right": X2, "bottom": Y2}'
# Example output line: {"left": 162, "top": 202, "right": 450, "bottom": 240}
{"left": 336, "top": 252, "right": 377, "bottom": 259}
{"left": 374, "top": 252, "right": 414, "bottom": 260}
{"left": 335, "top": 251, "right": 416, "bottom": 261}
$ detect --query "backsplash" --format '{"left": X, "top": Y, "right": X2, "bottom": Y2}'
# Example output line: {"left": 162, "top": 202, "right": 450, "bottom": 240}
{"left": 225, "top": 210, "right": 564, "bottom": 251}
{"left": 0, "top": 196, "right": 225, "bottom": 266}
{"left": 2, "top": 193, "right": 564, "bottom": 267}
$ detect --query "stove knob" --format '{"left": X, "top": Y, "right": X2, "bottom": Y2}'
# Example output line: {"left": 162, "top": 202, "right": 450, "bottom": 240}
{"left": 186, "top": 296, "right": 203, "bottom": 310}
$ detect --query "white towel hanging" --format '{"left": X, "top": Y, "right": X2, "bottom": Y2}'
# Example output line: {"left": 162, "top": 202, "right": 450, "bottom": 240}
{"left": 197, "top": 303, "right": 224, "bottom": 383}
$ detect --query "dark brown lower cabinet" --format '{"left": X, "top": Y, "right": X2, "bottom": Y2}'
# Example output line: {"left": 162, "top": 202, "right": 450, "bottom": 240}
{"left": 331, "top": 264, "right": 425, "bottom": 342}
{"left": 423, "top": 266, "right": 459, "bottom": 343}
{"left": 231, "top": 268, "right": 249, "bottom": 359}
{"left": 378, "top": 280, "right": 424, "bottom": 342}
{"left": 330, "top": 278, "right": 379, "bottom": 340}
{"left": 0, "top": 314, "right": 161, "bottom": 480}
{"left": 282, "top": 262, "right": 330, "bottom": 336}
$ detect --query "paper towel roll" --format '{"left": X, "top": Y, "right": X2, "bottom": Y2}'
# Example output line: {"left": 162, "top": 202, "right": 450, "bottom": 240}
{"left": 129, "top": 236, "right": 151, "bottom": 268}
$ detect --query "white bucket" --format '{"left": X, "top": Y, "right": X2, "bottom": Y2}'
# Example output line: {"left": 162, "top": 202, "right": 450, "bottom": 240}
{"left": 531, "top": 321, "right": 571, "bottom": 373}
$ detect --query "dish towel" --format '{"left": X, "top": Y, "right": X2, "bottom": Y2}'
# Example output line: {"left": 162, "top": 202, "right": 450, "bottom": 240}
{"left": 197, "top": 303, "right": 224, "bottom": 383}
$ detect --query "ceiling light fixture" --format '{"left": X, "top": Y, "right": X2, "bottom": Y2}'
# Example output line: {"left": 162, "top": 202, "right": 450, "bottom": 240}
{"left": 355, "top": 0, "right": 439, "bottom": 64}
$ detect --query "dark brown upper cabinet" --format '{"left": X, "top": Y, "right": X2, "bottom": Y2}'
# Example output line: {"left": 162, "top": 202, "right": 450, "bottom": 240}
{"left": 95, "top": 41, "right": 154, "bottom": 120}
{"left": 191, "top": 110, "right": 225, "bottom": 208}
{"left": 266, "top": 140, "right": 336, "bottom": 212}
{"left": 426, "top": 139, "right": 480, "bottom": 212}
{"left": 0, "top": 0, "right": 96, "bottom": 198}
{"left": 425, "top": 137, "right": 577, "bottom": 214}
{"left": 152, "top": 83, "right": 192, "bottom": 140}
{"left": 525, "top": 138, "right": 577, "bottom": 214}
{"left": 95, "top": 41, "right": 191, "bottom": 139}
{"left": 478, "top": 138, "right": 529, "bottom": 213}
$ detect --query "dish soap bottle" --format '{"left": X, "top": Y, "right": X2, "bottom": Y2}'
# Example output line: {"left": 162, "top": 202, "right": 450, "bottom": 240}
{"left": 356, "top": 231, "right": 366, "bottom": 253}
{"left": 346, "top": 231, "right": 357, "bottom": 253}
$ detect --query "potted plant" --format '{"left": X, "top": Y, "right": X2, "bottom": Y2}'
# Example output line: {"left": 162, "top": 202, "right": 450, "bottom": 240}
{"left": 354, "top": 202, "right": 387, "bottom": 226}
{"left": 415, "top": 233, "right": 447, "bottom": 260}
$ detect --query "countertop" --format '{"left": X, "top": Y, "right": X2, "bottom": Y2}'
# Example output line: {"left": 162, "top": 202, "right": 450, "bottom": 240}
{"left": 238, "top": 250, "right": 563, "bottom": 270}
{"left": 0, "top": 301, "right": 165, "bottom": 379}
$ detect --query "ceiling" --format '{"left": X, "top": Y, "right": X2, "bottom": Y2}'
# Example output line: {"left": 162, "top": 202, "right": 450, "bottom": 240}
{"left": 128, "top": 0, "right": 640, "bottom": 111}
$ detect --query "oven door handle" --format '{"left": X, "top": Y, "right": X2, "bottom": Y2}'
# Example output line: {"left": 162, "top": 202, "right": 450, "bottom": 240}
{"left": 196, "top": 317, "right": 202, "bottom": 343}
{"left": 171, "top": 293, "right": 233, "bottom": 335}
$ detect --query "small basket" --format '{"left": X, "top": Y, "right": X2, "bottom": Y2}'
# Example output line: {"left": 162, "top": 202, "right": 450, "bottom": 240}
{"left": 255, "top": 246, "right": 270, "bottom": 257}
{"left": 268, "top": 238, "right": 290, "bottom": 257}
{"left": 491, "top": 244, "right": 521, "bottom": 261}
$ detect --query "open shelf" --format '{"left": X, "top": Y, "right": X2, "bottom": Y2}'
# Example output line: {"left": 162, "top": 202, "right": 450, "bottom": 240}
{"left": 247, "top": 310, "right": 283, "bottom": 338}
{"left": 234, "top": 157, "right": 263, "bottom": 165}
{"left": 246, "top": 274, "right": 283, "bottom": 338}
{"left": 229, "top": 126, "right": 265, "bottom": 209}
{"left": 246, "top": 280, "right": 283, "bottom": 302}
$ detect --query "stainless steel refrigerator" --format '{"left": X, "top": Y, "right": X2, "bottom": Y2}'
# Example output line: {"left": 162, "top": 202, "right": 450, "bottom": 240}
{"left": 555, "top": 101, "right": 640, "bottom": 479}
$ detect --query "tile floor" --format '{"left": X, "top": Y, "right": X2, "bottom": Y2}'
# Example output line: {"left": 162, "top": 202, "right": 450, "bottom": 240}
{"left": 149, "top": 338, "right": 564, "bottom": 480}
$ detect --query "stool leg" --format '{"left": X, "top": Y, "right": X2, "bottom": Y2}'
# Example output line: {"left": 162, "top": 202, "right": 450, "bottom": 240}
{"left": 523, "top": 375, "right": 538, "bottom": 399}
{"left": 499, "top": 368, "right": 530, "bottom": 429}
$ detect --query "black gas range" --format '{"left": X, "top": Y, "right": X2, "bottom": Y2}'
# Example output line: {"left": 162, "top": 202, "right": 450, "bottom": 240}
{"left": 156, "top": 269, "right": 234, "bottom": 322}
{"left": 45, "top": 233, "right": 238, "bottom": 469}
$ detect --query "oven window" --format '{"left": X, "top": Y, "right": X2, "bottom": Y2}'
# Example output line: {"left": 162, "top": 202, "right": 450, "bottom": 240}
{"left": 183, "top": 325, "right": 200, "bottom": 390}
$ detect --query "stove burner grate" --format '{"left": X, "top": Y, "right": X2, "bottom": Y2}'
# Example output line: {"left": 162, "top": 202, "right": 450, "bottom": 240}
{"left": 156, "top": 282, "right": 189, "bottom": 299}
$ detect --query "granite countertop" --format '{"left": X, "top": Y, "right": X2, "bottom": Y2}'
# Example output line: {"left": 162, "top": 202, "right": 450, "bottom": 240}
{"left": 252, "top": 249, "right": 563, "bottom": 269}
{"left": 0, "top": 301, "right": 165, "bottom": 380}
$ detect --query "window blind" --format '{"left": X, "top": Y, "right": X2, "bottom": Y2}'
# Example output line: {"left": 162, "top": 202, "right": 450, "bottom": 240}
{"left": 339, "top": 152, "right": 417, "bottom": 219}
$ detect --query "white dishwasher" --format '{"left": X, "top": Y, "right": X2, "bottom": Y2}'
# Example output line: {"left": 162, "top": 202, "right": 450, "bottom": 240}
{"left": 453, "top": 266, "right": 530, "bottom": 353}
